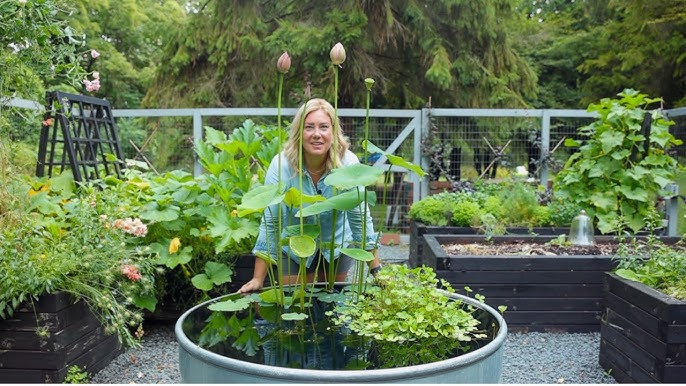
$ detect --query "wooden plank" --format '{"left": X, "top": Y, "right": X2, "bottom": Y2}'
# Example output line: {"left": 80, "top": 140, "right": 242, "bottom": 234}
{"left": 439, "top": 270, "right": 604, "bottom": 284}
{"left": 664, "top": 365, "right": 686, "bottom": 383}
{"left": 600, "top": 323, "right": 659, "bottom": 377}
{"left": 443, "top": 256, "right": 615, "bottom": 271}
{"left": 606, "top": 273, "right": 686, "bottom": 322}
{"left": 452, "top": 283, "right": 604, "bottom": 298}
{"left": 604, "top": 291, "right": 661, "bottom": 337}
{"left": 599, "top": 337, "right": 631, "bottom": 374}
{"left": 599, "top": 350, "right": 657, "bottom": 383}
{"left": 0, "top": 311, "right": 100, "bottom": 351}
{"left": 604, "top": 308, "right": 667, "bottom": 361}
{"left": 0, "top": 325, "right": 110, "bottom": 370}
{"left": 503, "top": 310, "right": 600, "bottom": 325}
{"left": 15, "top": 292, "right": 74, "bottom": 314}
{"left": 481, "top": 297, "right": 602, "bottom": 311}
{"left": 0, "top": 368, "right": 59, "bottom": 383}
{"left": 2, "top": 301, "right": 90, "bottom": 332}
{"left": 667, "top": 325, "right": 686, "bottom": 344}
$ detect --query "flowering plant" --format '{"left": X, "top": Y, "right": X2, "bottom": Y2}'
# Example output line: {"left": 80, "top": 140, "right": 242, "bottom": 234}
{"left": 0, "top": 170, "right": 157, "bottom": 348}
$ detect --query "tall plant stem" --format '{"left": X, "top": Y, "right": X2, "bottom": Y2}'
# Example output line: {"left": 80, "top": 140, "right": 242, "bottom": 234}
{"left": 276, "top": 72, "right": 285, "bottom": 302}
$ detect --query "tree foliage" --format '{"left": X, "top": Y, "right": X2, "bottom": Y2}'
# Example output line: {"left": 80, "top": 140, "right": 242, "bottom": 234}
{"left": 144, "top": 0, "right": 538, "bottom": 109}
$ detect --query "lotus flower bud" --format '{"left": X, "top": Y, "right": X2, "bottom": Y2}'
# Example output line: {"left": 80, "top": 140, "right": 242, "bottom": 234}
{"left": 330, "top": 42, "right": 346, "bottom": 65}
{"left": 277, "top": 51, "right": 291, "bottom": 74}
{"left": 365, "top": 78, "right": 375, "bottom": 91}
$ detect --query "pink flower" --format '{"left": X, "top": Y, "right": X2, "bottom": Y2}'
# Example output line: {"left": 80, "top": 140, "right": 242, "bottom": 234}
{"left": 92, "top": 71, "right": 100, "bottom": 80}
{"left": 121, "top": 264, "right": 142, "bottom": 282}
{"left": 112, "top": 217, "right": 148, "bottom": 237}
{"left": 277, "top": 52, "right": 291, "bottom": 74}
{"left": 91, "top": 49, "right": 100, "bottom": 59}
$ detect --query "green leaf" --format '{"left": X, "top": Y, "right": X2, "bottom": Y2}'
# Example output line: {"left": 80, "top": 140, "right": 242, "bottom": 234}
{"left": 283, "top": 187, "right": 325, "bottom": 207}
{"left": 614, "top": 268, "right": 641, "bottom": 282}
{"left": 209, "top": 296, "right": 254, "bottom": 312}
{"left": 324, "top": 164, "right": 384, "bottom": 189}
{"left": 204, "top": 261, "right": 233, "bottom": 285}
{"left": 132, "top": 292, "right": 157, "bottom": 312}
{"left": 155, "top": 244, "right": 193, "bottom": 268}
{"left": 237, "top": 184, "right": 285, "bottom": 216}
{"left": 386, "top": 154, "right": 426, "bottom": 177}
{"left": 340, "top": 248, "right": 375, "bottom": 262}
{"left": 191, "top": 273, "right": 214, "bottom": 291}
{"left": 290, "top": 235, "right": 316, "bottom": 258}
{"left": 207, "top": 212, "right": 259, "bottom": 254}
{"left": 283, "top": 224, "right": 320, "bottom": 238}
{"left": 139, "top": 202, "right": 180, "bottom": 222}
{"left": 297, "top": 190, "right": 376, "bottom": 217}
{"left": 282, "top": 312, "right": 308, "bottom": 321}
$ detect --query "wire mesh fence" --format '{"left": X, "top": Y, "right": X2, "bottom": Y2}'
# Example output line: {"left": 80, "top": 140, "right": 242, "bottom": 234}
{"left": 5, "top": 97, "right": 686, "bottom": 233}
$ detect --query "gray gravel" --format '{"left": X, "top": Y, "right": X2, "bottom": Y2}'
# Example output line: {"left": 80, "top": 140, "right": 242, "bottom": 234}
{"left": 93, "top": 241, "right": 617, "bottom": 384}
{"left": 92, "top": 324, "right": 616, "bottom": 384}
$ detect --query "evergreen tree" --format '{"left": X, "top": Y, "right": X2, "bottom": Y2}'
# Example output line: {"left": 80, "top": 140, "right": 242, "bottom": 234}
{"left": 144, "top": 0, "right": 538, "bottom": 109}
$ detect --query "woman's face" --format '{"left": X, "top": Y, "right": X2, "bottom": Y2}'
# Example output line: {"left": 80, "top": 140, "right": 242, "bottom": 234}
{"left": 302, "top": 109, "right": 333, "bottom": 158}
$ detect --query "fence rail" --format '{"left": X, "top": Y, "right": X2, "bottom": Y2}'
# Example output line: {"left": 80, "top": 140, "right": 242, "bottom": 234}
{"left": 4, "top": 97, "right": 686, "bottom": 234}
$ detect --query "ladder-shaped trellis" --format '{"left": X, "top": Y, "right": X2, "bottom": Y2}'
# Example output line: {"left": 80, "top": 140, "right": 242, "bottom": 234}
{"left": 36, "top": 91, "right": 125, "bottom": 182}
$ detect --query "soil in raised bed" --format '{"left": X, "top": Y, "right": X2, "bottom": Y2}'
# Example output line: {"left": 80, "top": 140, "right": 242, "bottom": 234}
{"left": 441, "top": 241, "right": 620, "bottom": 256}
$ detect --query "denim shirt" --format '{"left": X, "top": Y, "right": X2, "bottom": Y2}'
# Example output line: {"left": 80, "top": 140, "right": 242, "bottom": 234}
{"left": 252, "top": 150, "right": 379, "bottom": 268}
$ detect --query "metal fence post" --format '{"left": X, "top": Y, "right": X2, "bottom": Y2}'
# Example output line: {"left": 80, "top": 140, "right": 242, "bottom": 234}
{"left": 540, "top": 110, "right": 551, "bottom": 185}
{"left": 193, "top": 110, "right": 203, "bottom": 177}
{"left": 665, "top": 183, "right": 679, "bottom": 237}
{"left": 419, "top": 108, "right": 430, "bottom": 200}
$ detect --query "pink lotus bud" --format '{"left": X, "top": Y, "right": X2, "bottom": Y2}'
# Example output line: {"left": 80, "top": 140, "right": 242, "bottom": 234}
{"left": 277, "top": 51, "right": 291, "bottom": 74}
{"left": 90, "top": 49, "right": 100, "bottom": 59}
{"left": 330, "top": 42, "right": 346, "bottom": 66}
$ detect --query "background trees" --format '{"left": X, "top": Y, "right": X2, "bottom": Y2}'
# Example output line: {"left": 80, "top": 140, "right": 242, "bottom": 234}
{"left": 2, "top": 0, "right": 685, "bottom": 110}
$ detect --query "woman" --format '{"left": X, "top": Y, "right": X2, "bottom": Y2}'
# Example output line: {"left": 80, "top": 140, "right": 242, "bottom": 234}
{"left": 239, "top": 98, "right": 381, "bottom": 294}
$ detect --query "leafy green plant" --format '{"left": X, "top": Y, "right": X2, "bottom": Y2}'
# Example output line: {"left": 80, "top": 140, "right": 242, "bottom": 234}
{"left": 555, "top": 89, "right": 682, "bottom": 234}
{"left": 63, "top": 365, "right": 90, "bottom": 384}
{"left": 407, "top": 194, "right": 453, "bottom": 226}
{"left": 613, "top": 239, "right": 686, "bottom": 300}
{"left": 330, "top": 264, "right": 487, "bottom": 368}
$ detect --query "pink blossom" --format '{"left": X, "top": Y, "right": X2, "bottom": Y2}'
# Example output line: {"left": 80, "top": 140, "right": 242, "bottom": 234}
{"left": 92, "top": 71, "right": 100, "bottom": 80}
{"left": 121, "top": 264, "right": 142, "bottom": 281}
{"left": 277, "top": 52, "right": 291, "bottom": 74}
{"left": 112, "top": 217, "right": 148, "bottom": 237}
{"left": 91, "top": 49, "right": 100, "bottom": 59}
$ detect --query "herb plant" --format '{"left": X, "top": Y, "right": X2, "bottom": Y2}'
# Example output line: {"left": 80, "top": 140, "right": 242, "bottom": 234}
{"left": 614, "top": 239, "right": 686, "bottom": 300}
{"left": 330, "top": 264, "right": 487, "bottom": 368}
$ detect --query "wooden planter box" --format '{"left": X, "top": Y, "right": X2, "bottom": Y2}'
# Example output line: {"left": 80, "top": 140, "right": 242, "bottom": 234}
{"left": 409, "top": 220, "right": 571, "bottom": 268}
{"left": 0, "top": 292, "right": 121, "bottom": 383}
{"left": 421, "top": 234, "right": 680, "bottom": 332}
{"left": 599, "top": 273, "right": 686, "bottom": 383}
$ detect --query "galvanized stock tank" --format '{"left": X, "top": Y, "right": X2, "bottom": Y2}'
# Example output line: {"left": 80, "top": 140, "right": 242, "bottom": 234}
{"left": 175, "top": 290, "right": 507, "bottom": 383}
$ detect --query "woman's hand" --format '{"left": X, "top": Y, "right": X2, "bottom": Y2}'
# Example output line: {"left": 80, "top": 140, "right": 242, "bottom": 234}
{"left": 238, "top": 278, "right": 264, "bottom": 294}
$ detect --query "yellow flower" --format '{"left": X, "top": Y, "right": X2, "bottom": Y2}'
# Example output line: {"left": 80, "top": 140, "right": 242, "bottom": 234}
{"left": 231, "top": 209, "right": 238, "bottom": 217}
{"left": 169, "top": 237, "right": 181, "bottom": 254}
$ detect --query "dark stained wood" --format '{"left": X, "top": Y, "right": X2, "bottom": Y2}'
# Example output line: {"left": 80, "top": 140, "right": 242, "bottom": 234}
{"left": 600, "top": 273, "right": 686, "bottom": 383}
{"left": 0, "top": 292, "right": 120, "bottom": 383}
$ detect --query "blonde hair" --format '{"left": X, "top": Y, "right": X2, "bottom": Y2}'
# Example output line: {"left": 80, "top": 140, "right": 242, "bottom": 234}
{"left": 283, "top": 98, "right": 350, "bottom": 172}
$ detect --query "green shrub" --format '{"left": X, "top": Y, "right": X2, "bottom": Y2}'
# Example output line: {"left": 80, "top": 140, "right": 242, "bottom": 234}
{"left": 546, "top": 198, "right": 582, "bottom": 227}
{"left": 451, "top": 200, "right": 481, "bottom": 226}
{"left": 408, "top": 195, "right": 453, "bottom": 226}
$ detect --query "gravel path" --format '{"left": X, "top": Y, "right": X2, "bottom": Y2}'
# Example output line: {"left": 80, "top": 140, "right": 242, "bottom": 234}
{"left": 92, "top": 323, "right": 616, "bottom": 384}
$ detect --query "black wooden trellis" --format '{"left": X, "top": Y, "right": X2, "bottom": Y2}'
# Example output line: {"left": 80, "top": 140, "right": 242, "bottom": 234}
{"left": 36, "top": 91, "right": 125, "bottom": 182}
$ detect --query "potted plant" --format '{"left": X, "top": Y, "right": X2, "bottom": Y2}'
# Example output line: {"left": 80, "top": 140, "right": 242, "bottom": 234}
{"left": 599, "top": 238, "right": 686, "bottom": 383}
{"left": 175, "top": 43, "right": 507, "bottom": 383}
{"left": 0, "top": 160, "right": 157, "bottom": 382}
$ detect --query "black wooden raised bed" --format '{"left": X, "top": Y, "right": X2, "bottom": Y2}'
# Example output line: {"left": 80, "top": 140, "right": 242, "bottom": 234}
{"left": 409, "top": 220, "right": 571, "bottom": 268}
{"left": 420, "top": 234, "right": 680, "bottom": 332}
{"left": 599, "top": 273, "right": 686, "bottom": 383}
{"left": 0, "top": 292, "right": 120, "bottom": 383}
